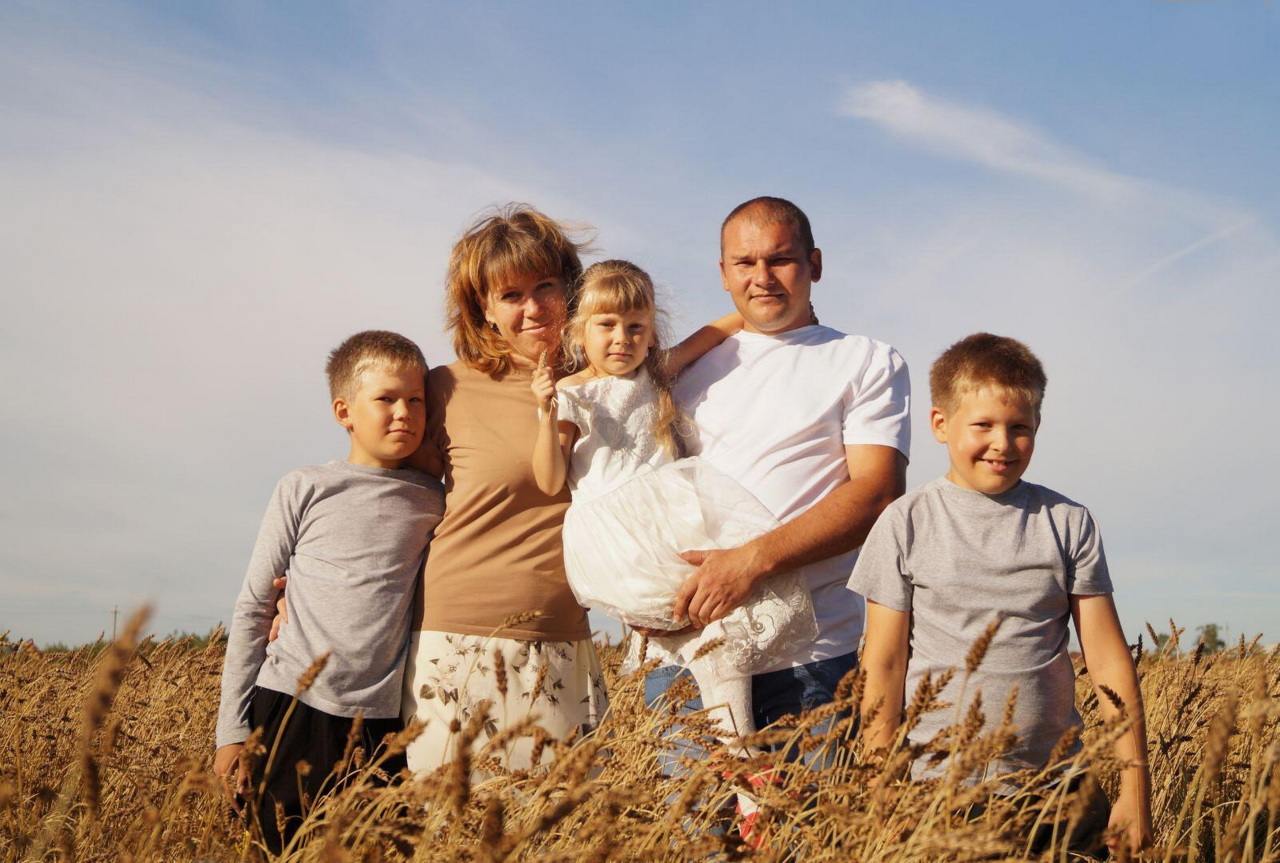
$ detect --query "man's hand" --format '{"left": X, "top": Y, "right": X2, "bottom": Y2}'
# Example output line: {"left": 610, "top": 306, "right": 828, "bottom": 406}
{"left": 269, "top": 575, "right": 288, "bottom": 642}
{"left": 672, "top": 546, "right": 767, "bottom": 628}
{"left": 213, "top": 743, "right": 247, "bottom": 814}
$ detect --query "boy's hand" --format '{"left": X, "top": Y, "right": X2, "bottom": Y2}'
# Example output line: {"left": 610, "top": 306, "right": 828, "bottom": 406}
{"left": 269, "top": 575, "right": 288, "bottom": 642}
{"left": 531, "top": 350, "right": 557, "bottom": 414}
{"left": 1106, "top": 791, "right": 1153, "bottom": 854}
{"left": 213, "top": 743, "right": 247, "bottom": 814}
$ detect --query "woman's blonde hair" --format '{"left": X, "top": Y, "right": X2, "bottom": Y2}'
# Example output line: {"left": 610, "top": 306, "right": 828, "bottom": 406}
{"left": 446, "top": 204, "right": 587, "bottom": 376}
{"left": 568, "top": 260, "right": 684, "bottom": 458}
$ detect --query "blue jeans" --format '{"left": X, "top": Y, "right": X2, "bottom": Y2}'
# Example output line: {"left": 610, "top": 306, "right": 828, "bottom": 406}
{"left": 644, "top": 651, "right": 859, "bottom": 773}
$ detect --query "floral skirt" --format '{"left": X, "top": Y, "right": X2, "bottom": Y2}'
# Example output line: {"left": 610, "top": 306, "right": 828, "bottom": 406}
{"left": 401, "top": 629, "right": 608, "bottom": 775}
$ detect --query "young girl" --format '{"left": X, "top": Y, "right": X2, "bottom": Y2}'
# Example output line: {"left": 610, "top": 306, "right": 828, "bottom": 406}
{"left": 531, "top": 259, "right": 816, "bottom": 749}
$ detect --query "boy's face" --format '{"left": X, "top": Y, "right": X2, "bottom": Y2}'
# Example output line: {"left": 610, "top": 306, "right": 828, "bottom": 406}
{"left": 932, "top": 386, "right": 1038, "bottom": 495}
{"left": 333, "top": 365, "right": 427, "bottom": 469}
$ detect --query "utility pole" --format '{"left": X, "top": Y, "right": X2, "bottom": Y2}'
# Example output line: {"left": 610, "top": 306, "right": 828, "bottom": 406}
{"left": 112, "top": 606, "right": 118, "bottom": 641}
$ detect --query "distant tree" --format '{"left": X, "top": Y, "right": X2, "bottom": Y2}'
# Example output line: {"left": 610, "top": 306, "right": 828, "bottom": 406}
{"left": 1197, "top": 623, "right": 1226, "bottom": 654}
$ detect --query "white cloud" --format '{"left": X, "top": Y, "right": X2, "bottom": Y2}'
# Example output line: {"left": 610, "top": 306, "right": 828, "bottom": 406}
{"left": 839, "top": 80, "right": 1138, "bottom": 200}
{"left": 0, "top": 26, "right": 559, "bottom": 644}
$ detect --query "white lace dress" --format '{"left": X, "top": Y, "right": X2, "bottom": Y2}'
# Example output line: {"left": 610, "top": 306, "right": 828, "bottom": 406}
{"left": 557, "top": 368, "right": 816, "bottom": 739}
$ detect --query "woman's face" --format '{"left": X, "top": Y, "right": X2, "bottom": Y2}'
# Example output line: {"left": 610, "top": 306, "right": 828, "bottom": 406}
{"left": 484, "top": 271, "right": 569, "bottom": 367}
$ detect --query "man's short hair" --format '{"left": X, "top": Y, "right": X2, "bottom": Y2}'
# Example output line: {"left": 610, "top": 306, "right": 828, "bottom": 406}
{"left": 930, "top": 333, "right": 1047, "bottom": 415}
{"left": 721, "top": 196, "right": 815, "bottom": 256}
{"left": 325, "top": 330, "right": 427, "bottom": 401}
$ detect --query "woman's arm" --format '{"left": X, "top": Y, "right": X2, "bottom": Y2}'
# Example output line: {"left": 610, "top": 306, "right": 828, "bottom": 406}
{"left": 1071, "top": 593, "right": 1153, "bottom": 854}
{"left": 662, "top": 312, "right": 743, "bottom": 377}
{"left": 861, "top": 599, "right": 910, "bottom": 753}
{"left": 531, "top": 362, "right": 577, "bottom": 495}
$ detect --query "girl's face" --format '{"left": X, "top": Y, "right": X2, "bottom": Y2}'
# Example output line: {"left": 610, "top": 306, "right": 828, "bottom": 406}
{"left": 484, "top": 271, "right": 569, "bottom": 368}
{"left": 580, "top": 308, "right": 655, "bottom": 378}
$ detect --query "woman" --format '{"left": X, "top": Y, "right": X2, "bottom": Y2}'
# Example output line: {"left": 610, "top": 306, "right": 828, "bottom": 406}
{"left": 401, "top": 205, "right": 607, "bottom": 773}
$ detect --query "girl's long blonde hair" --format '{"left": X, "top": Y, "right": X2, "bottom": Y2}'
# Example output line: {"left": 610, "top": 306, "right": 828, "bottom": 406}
{"left": 567, "top": 260, "right": 684, "bottom": 458}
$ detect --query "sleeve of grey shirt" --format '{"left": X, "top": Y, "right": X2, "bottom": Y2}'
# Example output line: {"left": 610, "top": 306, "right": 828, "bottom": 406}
{"left": 848, "top": 501, "right": 913, "bottom": 613}
{"left": 215, "top": 475, "right": 302, "bottom": 749}
{"left": 1067, "top": 506, "right": 1112, "bottom": 596}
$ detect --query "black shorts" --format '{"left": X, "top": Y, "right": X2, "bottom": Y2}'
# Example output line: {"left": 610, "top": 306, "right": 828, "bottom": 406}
{"left": 245, "top": 687, "right": 406, "bottom": 853}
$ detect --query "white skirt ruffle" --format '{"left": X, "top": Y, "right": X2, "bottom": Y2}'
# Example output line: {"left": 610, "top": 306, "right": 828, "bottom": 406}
{"left": 563, "top": 457, "right": 817, "bottom": 675}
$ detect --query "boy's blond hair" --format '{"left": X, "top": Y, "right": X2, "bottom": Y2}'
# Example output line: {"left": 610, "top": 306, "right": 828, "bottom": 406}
{"left": 325, "top": 330, "right": 427, "bottom": 401}
{"left": 930, "top": 332, "right": 1047, "bottom": 415}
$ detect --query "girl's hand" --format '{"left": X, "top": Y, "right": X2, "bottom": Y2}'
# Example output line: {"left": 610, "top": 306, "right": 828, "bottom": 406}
{"left": 532, "top": 350, "right": 557, "bottom": 414}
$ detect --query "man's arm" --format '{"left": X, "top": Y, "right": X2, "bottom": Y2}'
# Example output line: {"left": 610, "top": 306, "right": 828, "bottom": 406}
{"left": 1071, "top": 593, "right": 1153, "bottom": 854}
{"left": 860, "top": 599, "right": 910, "bottom": 753}
{"left": 674, "top": 443, "right": 906, "bottom": 627}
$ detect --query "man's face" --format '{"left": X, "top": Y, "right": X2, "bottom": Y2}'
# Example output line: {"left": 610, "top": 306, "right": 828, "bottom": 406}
{"left": 719, "top": 217, "right": 822, "bottom": 335}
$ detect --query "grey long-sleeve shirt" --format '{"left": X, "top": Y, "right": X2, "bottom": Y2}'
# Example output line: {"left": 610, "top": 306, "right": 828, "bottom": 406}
{"left": 216, "top": 461, "right": 444, "bottom": 749}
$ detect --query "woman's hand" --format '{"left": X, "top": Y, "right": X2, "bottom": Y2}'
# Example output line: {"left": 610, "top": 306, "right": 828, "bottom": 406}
{"left": 269, "top": 576, "right": 288, "bottom": 642}
{"left": 531, "top": 350, "right": 557, "bottom": 413}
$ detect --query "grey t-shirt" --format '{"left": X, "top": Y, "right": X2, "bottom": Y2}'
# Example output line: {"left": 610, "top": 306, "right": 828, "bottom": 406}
{"left": 848, "top": 477, "right": 1112, "bottom": 778}
{"left": 216, "top": 461, "right": 445, "bottom": 749}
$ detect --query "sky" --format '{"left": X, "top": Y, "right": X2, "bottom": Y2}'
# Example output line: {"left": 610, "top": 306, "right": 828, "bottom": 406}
{"left": 2, "top": 1, "right": 1277, "bottom": 649}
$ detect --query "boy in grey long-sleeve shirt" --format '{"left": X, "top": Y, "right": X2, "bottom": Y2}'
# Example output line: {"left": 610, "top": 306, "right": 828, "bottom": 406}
{"left": 214, "top": 331, "right": 444, "bottom": 852}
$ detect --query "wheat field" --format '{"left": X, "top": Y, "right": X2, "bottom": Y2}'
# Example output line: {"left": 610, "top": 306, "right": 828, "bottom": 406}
{"left": 2, "top": 610, "right": 1277, "bottom": 862}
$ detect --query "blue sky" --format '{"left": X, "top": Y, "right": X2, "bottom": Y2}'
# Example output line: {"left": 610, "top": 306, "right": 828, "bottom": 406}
{"left": 2, "top": 1, "right": 1277, "bottom": 648}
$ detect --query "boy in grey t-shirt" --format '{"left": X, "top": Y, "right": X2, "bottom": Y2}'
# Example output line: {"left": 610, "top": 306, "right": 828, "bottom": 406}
{"left": 850, "top": 333, "right": 1152, "bottom": 855}
{"left": 213, "top": 331, "right": 444, "bottom": 852}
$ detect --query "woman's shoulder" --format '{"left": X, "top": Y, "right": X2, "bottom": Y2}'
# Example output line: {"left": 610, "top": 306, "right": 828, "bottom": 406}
{"left": 428, "top": 360, "right": 466, "bottom": 382}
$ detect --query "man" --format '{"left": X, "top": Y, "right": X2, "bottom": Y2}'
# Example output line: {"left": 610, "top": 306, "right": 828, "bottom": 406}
{"left": 645, "top": 196, "right": 911, "bottom": 731}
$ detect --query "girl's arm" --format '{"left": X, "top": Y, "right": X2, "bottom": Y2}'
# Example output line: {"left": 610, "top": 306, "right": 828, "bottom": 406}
{"left": 531, "top": 362, "right": 578, "bottom": 495}
{"left": 860, "top": 600, "right": 910, "bottom": 754}
{"left": 662, "top": 312, "right": 743, "bottom": 377}
{"left": 1071, "top": 593, "right": 1153, "bottom": 854}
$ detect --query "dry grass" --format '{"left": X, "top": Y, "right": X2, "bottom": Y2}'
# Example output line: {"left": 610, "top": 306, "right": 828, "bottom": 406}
{"left": 2, "top": 614, "right": 1277, "bottom": 861}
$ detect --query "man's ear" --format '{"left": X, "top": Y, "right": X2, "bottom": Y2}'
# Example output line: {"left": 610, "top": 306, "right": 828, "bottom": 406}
{"left": 809, "top": 247, "right": 823, "bottom": 283}
{"left": 930, "top": 406, "right": 949, "bottom": 443}
{"left": 719, "top": 259, "right": 730, "bottom": 292}
{"left": 333, "top": 397, "right": 354, "bottom": 431}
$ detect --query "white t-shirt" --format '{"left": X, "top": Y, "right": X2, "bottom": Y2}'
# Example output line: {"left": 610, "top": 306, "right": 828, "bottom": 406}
{"left": 674, "top": 324, "right": 911, "bottom": 670}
